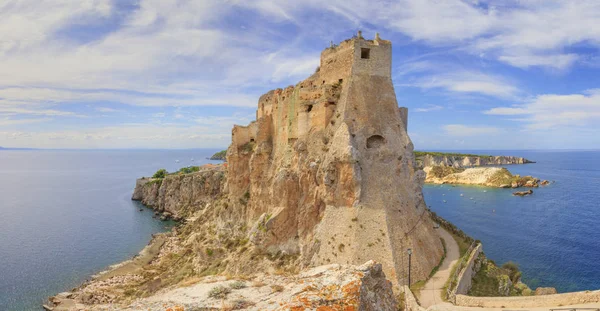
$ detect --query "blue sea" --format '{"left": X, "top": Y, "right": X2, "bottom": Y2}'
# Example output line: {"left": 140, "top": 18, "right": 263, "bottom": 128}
{"left": 1, "top": 150, "right": 598, "bottom": 310}
{"left": 0, "top": 149, "right": 222, "bottom": 311}
{"left": 424, "top": 150, "right": 600, "bottom": 293}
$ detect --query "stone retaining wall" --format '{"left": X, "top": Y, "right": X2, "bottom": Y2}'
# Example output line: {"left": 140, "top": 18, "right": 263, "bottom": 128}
{"left": 455, "top": 244, "right": 482, "bottom": 295}
{"left": 403, "top": 286, "right": 427, "bottom": 311}
{"left": 447, "top": 243, "right": 482, "bottom": 302}
{"left": 456, "top": 290, "right": 600, "bottom": 308}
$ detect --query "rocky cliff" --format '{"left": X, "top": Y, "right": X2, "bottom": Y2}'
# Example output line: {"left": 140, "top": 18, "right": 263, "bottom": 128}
{"left": 131, "top": 165, "right": 226, "bottom": 220}
{"left": 417, "top": 154, "right": 533, "bottom": 169}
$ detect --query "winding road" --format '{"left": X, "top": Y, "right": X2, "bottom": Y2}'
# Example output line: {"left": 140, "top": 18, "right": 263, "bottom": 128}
{"left": 419, "top": 226, "right": 460, "bottom": 308}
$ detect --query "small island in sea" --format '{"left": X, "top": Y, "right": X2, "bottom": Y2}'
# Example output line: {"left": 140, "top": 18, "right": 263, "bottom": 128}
{"left": 208, "top": 150, "right": 227, "bottom": 161}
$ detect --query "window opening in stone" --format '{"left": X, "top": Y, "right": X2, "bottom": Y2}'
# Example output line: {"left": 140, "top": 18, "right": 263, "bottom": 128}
{"left": 361, "top": 48, "right": 370, "bottom": 59}
{"left": 366, "top": 135, "right": 385, "bottom": 149}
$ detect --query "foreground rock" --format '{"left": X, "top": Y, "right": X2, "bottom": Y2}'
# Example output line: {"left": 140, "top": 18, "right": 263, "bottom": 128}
{"left": 51, "top": 261, "right": 398, "bottom": 311}
{"left": 425, "top": 166, "right": 543, "bottom": 189}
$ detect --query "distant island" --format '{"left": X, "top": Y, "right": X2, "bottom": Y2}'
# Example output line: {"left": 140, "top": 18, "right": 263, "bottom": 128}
{"left": 415, "top": 151, "right": 534, "bottom": 169}
{"left": 0, "top": 146, "right": 37, "bottom": 150}
{"left": 209, "top": 150, "right": 226, "bottom": 161}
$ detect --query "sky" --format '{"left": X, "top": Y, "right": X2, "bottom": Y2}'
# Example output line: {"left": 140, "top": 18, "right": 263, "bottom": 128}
{"left": 1, "top": 0, "right": 599, "bottom": 150}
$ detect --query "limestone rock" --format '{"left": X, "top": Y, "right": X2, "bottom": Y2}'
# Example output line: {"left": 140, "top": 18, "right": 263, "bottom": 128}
{"left": 513, "top": 189, "right": 533, "bottom": 196}
{"left": 535, "top": 287, "right": 558, "bottom": 295}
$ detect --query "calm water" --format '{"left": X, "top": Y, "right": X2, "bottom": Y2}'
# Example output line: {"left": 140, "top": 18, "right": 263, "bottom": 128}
{"left": 424, "top": 150, "right": 600, "bottom": 293}
{"left": 0, "top": 149, "right": 222, "bottom": 311}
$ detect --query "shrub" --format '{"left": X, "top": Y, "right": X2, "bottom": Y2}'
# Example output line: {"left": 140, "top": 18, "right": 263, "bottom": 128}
{"left": 208, "top": 285, "right": 231, "bottom": 299}
{"left": 178, "top": 166, "right": 200, "bottom": 174}
{"left": 152, "top": 168, "right": 168, "bottom": 179}
{"left": 229, "top": 280, "right": 247, "bottom": 289}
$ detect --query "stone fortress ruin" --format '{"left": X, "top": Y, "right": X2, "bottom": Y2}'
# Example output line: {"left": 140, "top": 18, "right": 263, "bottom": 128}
{"left": 226, "top": 31, "right": 444, "bottom": 287}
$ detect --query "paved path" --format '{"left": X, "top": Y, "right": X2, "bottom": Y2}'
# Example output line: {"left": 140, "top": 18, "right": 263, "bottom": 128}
{"left": 419, "top": 226, "right": 460, "bottom": 308}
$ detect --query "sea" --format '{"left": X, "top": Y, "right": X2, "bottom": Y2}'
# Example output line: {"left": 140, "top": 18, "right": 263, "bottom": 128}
{"left": 424, "top": 150, "right": 600, "bottom": 293}
{"left": 0, "top": 150, "right": 598, "bottom": 310}
{"left": 0, "top": 149, "right": 222, "bottom": 311}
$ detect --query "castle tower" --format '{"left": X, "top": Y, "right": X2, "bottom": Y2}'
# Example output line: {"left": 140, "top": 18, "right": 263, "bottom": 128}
{"left": 226, "top": 33, "right": 443, "bottom": 288}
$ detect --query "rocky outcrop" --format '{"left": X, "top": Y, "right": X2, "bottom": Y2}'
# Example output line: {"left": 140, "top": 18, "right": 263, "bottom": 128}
{"left": 132, "top": 165, "right": 226, "bottom": 219}
{"left": 417, "top": 154, "right": 533, "bottom": 169}
{"left": 73, "top": 261, "right": 397, "bottom": 311}
{"left": 513, "top": 189, "right": 533, "bottom": 196}
{"left": 425, "top": 166, "right": 542, "bottom": 188}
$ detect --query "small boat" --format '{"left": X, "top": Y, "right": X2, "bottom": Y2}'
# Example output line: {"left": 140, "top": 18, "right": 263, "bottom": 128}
{"left": 442, "top": 194, "right": 445, "bottom": 196}
{"left": 191, "top": 158, "right": 195, "bottom": 162}
{"left": 469, "top": 197, "right": 474, "bottom": 200}
{"left": 483, "top": 190, "right": 487, "bottom": 193}
{"left": 175, "top": 159, "right": 180, "bottom": 163}
{"left": 460, "top": 194, "right": 464, "bottom": 197}
{"left": 443, "top": 200, "right": 447, "bottom": 203}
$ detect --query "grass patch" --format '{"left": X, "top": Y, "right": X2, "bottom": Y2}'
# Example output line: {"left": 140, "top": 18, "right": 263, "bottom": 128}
{"left": 410, "top": 280, "right": 427, "bottom": 297}
{"left": 428, "top": 166, "right": 465, "bottom": 179}
{"left": 177, "top": 166, "right": 200, "bottom": 174}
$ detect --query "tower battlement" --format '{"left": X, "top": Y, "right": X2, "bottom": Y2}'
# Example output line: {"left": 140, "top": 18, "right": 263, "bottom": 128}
{"left": 319, "top": 32, "right": 392, "bottom": 85}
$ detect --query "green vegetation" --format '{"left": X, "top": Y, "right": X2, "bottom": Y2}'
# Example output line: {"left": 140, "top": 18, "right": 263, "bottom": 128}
{"left": 487, "top": 168, "right": 537, "bottom": 187}
{"left": 208, "top": 285, "right": 231, "bottom": 299}
{"left": 428, "top": 166, "right": 465, "bottom": 179}
{"left": 152, "top": 168, "right": 168, "bottom": 179}
{"left": 241, "top": 141, "right": 255, "bottom": 153}
{"left": 229, "top": 280, "right": 247, "bottom": 289}
{"left": 469, "top": 256, "right": 530, "bottom": 297}
{"left": 146, "top": 178, "right": 163, "bottom": 187}
{"left": 210, "top": 150, "right": 227, "bottom": 161}
{"left": 178, "top": 166, "right": 200, "bottom": 174}
{"left": 414, "top": 151, "right": 491, "bottom": 158}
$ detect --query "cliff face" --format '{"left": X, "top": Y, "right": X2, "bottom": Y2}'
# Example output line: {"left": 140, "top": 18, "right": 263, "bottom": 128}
{"left": 417, "top": 155, "right": 532, "bottom": 169}
{"left": 225, "top": 34, "right": 442, "bottom": 286}
{"left": 132, "top": 166, "right": 226, "bottom": 219}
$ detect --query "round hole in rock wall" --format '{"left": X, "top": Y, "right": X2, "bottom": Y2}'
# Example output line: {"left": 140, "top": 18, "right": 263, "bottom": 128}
{"left": 366, "top": 135, "right": 385, "bottom": 149}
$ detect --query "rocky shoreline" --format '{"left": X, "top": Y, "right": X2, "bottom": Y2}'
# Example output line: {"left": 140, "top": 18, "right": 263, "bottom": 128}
{"left": 424, "top": 166, "right": 551, "bottom": 189}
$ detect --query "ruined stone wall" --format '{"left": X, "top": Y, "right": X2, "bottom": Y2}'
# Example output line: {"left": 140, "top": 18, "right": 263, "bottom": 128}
{"left": 453, "top": 244, "right": 483, "bottom": 300}
{"left": 225, "top": 33, "right": 443, "bottom": 287}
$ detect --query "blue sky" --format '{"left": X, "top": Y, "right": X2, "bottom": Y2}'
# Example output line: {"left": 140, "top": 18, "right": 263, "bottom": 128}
{"left": 1, "top": 0, "right": 599, "bottom": 150}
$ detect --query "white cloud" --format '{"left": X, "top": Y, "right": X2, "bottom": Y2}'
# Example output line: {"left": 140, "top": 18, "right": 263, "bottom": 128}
{"left": 414, "top": 105, "right": 443, "bottom": 112}
{"left": 401, "top": 70, "right": 519, "bottom": 99}
{"left": 498, "top": 53, "right": 579, "bottom": 70}
{"left": 443, "top": 124, "right": 501, "bottom": 136}
{"left": 0, "top": 114, "right": 254, "bottom": 149}
{"left": 484, "top": 90, "right": 600, "bottom": 129}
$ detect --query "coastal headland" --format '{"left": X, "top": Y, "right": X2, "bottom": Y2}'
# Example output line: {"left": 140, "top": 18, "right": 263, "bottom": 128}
{"left": 45, "top": 33, "right": 596, "bottom": 311}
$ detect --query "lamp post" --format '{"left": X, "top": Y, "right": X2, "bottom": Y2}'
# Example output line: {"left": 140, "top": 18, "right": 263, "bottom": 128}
{"left": 407, "top": 248, "right": 412, "bottom": 287}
